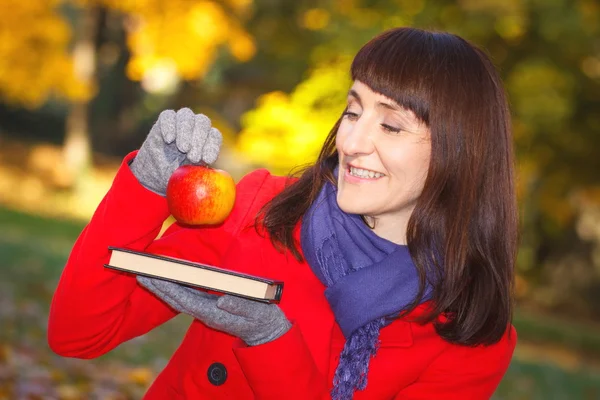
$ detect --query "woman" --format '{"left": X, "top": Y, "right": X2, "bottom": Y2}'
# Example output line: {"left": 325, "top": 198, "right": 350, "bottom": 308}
{"left": 48, "top": 27, "right": 518, "bottom": 399}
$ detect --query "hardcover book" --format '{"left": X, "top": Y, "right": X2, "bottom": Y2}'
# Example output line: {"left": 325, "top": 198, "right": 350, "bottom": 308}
{"left": 105, "top": 247, "right": 283, "bottom": 303}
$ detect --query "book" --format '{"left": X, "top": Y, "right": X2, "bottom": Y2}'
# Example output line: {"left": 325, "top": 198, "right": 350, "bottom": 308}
{"left": 105, "top": 247, "right": 284, "bottom": 303}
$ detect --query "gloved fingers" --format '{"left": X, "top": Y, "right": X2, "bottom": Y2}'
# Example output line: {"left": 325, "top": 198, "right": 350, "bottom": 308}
{"left": 178, "top": 284, "right": 220, "bottom": 301}
{"left": 137, "top": 276, "right": 176, "bottom": 293}
{"left": 149, "top": 279, "right": 218, "bottom": 303}
{"left": 171, "top": 286, "right": 221, "bottom": 314}
{"left": 202, "top": 127, "right": 223, "bottom": 165}
{"left": 137, "top": 275, "right": 157, "bottom": 291}
{"left": 175, "top": 108, "right": 195, "bottom": 153}
{"left": 187, "top": 114, "right": 211, "bottom": 164}
{"left": 216, "top": 295, "right": 260, "bottom": 317}
{"left": 216, "top": 314, "right": 251, "bottom": 333}
{"left": 137, "top": 275, "right": 183, "bottom": 295}
{"left": 158, "top": 109, "right": 177, "bottom": 143}
{"left": 180, "top": 157, "right": 194, "bottom": 167}
{"left": 137, "top": 276, "right": 218, "bottom": 312}
{"left": 137, "top": 276, "right": 188, "bottom": 313}
{"left": 178, "top": 294, "right": 248, "bottom": 331}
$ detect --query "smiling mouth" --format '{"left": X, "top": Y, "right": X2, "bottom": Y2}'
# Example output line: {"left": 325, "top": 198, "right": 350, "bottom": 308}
{"left": 348, "top": 166, "right": 385, "bottom": 179}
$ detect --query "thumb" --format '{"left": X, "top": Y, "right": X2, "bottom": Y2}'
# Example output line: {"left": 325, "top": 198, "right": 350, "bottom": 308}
{"left": 216, "top": 295, "right": 258, "bottom": 316}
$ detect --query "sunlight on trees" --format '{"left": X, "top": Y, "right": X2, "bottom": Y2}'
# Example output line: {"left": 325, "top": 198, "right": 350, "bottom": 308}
{"left": 104, "top": 0, "right": 255, "bottom": 83}
{"left": 0, "top": 0, "right": 256, "bottom": 191}
{"left": 0, "top": 1, "right": 91, "bottom": 108}
{"left": 0, "top": 0, "right": 255, "bottom": 105}
{"left": 237, "top": 61, "right": 351, "bottom": 173}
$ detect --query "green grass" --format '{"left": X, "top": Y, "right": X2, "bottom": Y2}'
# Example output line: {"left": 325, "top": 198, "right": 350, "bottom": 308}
{"left": 1, "top": 205, "right": 600, "bottom": 398}
{"left": 0, "top": 206, "right": 191, "bottom": 398}
{"left": 513, "top": 310, "right": 600, "bottom": 359}
{"left": 495, "top": 360, "right": 600, "bottom": 400}
{"left": 0, "top": 206, "right": 190, "bottom": 364}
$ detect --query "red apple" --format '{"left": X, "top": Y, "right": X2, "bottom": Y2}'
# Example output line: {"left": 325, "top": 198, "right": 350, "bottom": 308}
{"left": 166, "top": 165, "right": 236, "bottom": 225}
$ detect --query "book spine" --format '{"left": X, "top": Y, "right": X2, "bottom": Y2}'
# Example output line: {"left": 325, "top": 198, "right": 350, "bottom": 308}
{"left": 274, "top": 283, "right": 284, "bottom": 303}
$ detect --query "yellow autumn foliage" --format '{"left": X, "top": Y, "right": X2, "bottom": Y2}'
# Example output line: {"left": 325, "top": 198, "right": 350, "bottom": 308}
{"left": 301, "top": 8, "right": 331, "bottom": 31}
{"left": 0, "top": 0, "right": 91, "bottom": 108}
{"left": 100, "top": 0, "right": 256, "bottom": 82}
{"left": 237, "top": 59, "right": 352, "bottom": 173}
{"left": 0, "top": 0, "right": 255, "bottom": 107}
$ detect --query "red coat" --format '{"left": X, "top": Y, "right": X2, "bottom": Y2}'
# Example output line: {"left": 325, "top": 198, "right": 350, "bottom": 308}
{"left": 48, "top": 152, "right": 516, "bottom": 399}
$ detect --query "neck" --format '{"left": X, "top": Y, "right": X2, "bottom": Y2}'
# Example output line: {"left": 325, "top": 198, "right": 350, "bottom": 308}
{"left": 365, "top": 212, "right": 411, "bottom": 245}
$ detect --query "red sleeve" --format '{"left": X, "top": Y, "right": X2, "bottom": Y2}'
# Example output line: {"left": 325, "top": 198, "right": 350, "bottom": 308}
{"left": 233, "top": 324, "right": 329, "bottom": 400}
{"left": 47, "top": 153, "right": 270, "bottom": 359}
{"left": 394, "top": 326, "right": 517, "bottom": 400}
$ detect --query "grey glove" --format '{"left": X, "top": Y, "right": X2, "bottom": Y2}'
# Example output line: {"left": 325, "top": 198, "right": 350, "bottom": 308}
{"left": 130, "top": 108, "right": 223, "bottom": 196}
{"left": 138, "top": 276, "right": 291, "bottom": 346}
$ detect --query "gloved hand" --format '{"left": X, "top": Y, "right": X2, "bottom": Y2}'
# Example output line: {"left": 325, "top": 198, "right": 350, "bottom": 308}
{"left": 130, "top": 108, "right": 223, "bottom": 196}
{"left": 137, "top": 276, "right": 292, "bottom": 346}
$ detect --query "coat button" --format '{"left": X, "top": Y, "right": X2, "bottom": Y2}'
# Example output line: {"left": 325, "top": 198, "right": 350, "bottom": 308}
{"left": 207, "top": 362, "right": 227, "bottom": 386}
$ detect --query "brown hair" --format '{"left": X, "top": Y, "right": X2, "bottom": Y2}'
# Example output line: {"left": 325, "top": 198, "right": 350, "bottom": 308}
{"left": 257, "top": 27, "right": 517, "bottom": 346}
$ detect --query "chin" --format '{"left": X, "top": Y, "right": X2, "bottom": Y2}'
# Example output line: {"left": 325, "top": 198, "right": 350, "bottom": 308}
{"left": 336, "top": 192, "right": 373, "bottom": 215}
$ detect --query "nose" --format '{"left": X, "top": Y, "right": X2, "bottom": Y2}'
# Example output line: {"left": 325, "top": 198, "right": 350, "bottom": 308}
{"left": 340, "top": 118, "right": 375, "bottom": 156}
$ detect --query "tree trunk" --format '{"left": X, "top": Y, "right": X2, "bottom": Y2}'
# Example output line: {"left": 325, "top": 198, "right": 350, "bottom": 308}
{"left": 62, "top": 6, "right": 102, "bottom": 191}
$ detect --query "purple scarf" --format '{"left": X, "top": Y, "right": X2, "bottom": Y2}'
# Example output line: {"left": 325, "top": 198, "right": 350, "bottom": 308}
{"left": 300, "top": 172, "right": 431, "bottom": 399}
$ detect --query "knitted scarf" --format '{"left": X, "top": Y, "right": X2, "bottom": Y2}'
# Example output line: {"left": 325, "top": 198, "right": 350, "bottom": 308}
{"left": 300, "top": 172, "right": 431, "bottom": 399}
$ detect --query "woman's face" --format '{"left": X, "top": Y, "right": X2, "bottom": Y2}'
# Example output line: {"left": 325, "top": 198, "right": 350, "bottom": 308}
{"left": 336, "top": 81, "right": 431, "bottom": 241}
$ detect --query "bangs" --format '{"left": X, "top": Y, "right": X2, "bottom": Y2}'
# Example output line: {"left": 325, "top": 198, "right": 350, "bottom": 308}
{"left": 350, "top": 28, "right": 437, "bottom": 125}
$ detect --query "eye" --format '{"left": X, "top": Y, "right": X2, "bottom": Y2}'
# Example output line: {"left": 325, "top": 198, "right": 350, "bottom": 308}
{"left": 381, "top": 123, "right": 401, "bottom": 134}
{"left": 342, "top": 111, "right": 359, "bottom": 121}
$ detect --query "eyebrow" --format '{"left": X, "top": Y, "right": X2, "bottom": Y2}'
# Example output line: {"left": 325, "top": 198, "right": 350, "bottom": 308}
{"left": 348, "top": 89, "right": 403, "bottom": 112}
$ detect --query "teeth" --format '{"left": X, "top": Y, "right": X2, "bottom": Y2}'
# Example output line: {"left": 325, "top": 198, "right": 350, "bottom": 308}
{"left": 349, "top": 166, "right": 384, "bottom": 179}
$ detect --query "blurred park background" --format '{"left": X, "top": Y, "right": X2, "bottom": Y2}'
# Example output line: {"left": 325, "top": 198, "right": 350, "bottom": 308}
{"left": 1, "top": 0, "right": 600, "bottom": 398}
